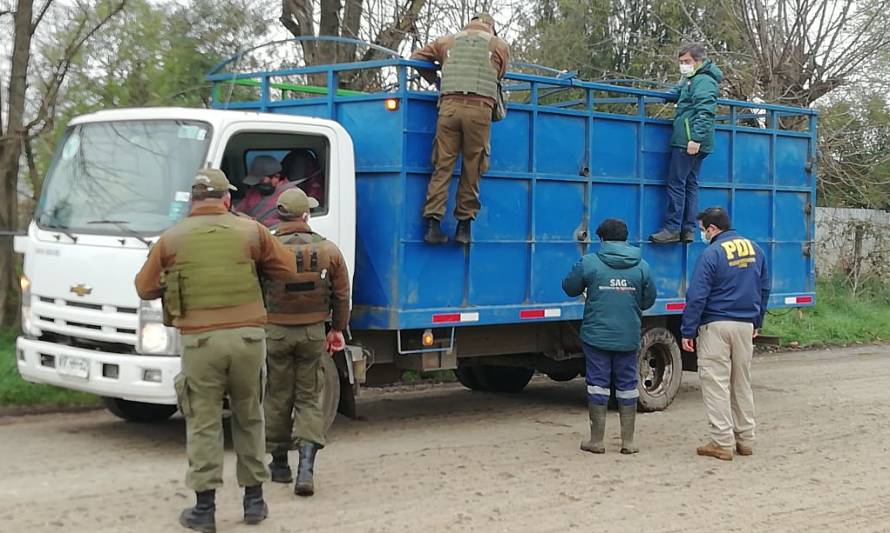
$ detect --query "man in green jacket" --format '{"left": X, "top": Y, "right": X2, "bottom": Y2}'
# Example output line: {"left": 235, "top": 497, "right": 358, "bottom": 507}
{"left": 651, "top": 43, "right": 723, "bottom": 244}
{"left": 563, "top": 219, "right": 657, "bottom": 454}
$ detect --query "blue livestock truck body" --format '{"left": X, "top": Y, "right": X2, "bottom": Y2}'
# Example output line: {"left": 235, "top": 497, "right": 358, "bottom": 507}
{"left": 208, "top": 57, "right": 816, "bottom": 411}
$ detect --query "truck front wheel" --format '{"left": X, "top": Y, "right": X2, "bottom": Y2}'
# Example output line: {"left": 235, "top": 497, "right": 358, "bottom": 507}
{"left": 637, "top": 327, "right": 683, "bottom": 412}
{"left": 102, "top": 397, "right": 178, "bottom": 423}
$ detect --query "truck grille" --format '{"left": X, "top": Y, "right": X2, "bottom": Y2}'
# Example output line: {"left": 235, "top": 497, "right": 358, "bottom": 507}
{"left": 32, "top": 294, "right": 139, "bottom": 346}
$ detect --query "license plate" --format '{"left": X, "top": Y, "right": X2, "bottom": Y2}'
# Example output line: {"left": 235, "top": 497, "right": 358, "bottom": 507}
{"left": 58, "top": 356, "right": 90, "bottom": 379}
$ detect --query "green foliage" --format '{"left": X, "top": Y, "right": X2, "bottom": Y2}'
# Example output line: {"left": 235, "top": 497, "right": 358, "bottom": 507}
{"left": 65, "top": 0, "right": 268, "bottom": 111}
{"left": 763, "top": 277, "right": 890, "bottom": 347}
{"left": 0, "top": 330, "right": 99, "bottom": 407}
{"left": 516, "top": 0, "right": 746, "bottom": 87}
{"left": 29, "top": 0, "right": 271, "bottom": 197}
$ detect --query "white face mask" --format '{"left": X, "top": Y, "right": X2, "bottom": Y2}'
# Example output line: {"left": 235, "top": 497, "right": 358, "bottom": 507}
{"left": 700, "top": 230, "right": 711, "bottom": 244}
{"left": 680, "top": 63, "right": 695, "bottom": 77}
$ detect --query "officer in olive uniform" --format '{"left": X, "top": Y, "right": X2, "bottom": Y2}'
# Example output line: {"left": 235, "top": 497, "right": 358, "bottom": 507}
{"left": 262, "top": 188, "right": 351, "bottom": 497}
{"left": 135, "top": 169, "right": 297, "bottom": 532}
{"left": 411, "top": 13, "right": 511, "bottom": 244}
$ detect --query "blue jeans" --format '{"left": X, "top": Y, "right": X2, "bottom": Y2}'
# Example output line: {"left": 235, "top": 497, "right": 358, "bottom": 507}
{"left": 663, "top": 147, "right": 706, "bottom": 232}
{"left": 583, "top": 343, "right": 639, "bottom": 406}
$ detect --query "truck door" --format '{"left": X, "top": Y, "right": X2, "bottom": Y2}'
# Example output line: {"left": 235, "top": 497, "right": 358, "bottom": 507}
{"left": 212, "top": 121, "right": 356, "bottom": 278}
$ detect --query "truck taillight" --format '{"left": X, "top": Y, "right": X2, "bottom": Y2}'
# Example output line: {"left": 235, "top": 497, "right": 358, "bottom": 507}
{"left": 137, "top": 299, "right": 180, "bottom": 356}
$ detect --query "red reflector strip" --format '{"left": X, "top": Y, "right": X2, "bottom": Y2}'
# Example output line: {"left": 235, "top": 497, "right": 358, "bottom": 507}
{"left": 666, "top": 302, "right": 686, "bottom": 311}
{"left": 432, "top": 313, "right": 461, "bottom": 324}
{"left": 797, "top": 296, "right": 813, "bottom": 304}
{"left": 520, "top": 308, "right": 561, "bottom": 320}
{"left": 432, "top": 312, "right": 480, "bottom": 324}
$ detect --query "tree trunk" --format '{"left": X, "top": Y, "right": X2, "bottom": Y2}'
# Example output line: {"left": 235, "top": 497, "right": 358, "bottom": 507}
{"left": 339, "top": 0, "right": 363, "bottom": 62}
{"left": 0, "top": 0, "right": 35, "bottom": 326}
{"left": 281, "top": 0, "right": 319, "bottom": 64}
{"left": 317, "top": 0, "right": 342, "bottom": 64}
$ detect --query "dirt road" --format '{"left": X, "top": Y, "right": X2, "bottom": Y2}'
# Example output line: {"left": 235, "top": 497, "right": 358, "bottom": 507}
{"left": 2, "top": 345, "right": 890, "bottom": 533}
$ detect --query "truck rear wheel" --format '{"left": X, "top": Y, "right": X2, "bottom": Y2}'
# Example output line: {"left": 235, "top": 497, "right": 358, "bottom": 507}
{"left": 637, "top": 327, "right": 683, "bottom": 412}
{"left": 102, "top": 397, "right": 178, "bottom": 423}
{"left": 321, "top": 354, "right": 341, "bottom": 433}
{"left": 473, "top": 365, "right": 534, "bottom": 393}
{"left": 546, "top": 369, "right": 579, "bottom": 382}
{"left": 455, "top": 363, "right": 485, "bottom": 391}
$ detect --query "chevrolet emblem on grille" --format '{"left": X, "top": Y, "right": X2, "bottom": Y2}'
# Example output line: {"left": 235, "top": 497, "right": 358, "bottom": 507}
{"left": 70, "top": 284, "right": 93, "bottom": 297}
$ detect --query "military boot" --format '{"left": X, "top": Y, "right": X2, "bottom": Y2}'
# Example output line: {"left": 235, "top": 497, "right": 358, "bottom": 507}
{"left": 294, "top": 442, "right": 320, "bottom": 496}
{"left": 454, "top": 219, "right": 472, "bottom": 244}
{"left": 179, "top": 490, "right": 216, "bottom": 533}
{"left": 580, "top": 403, "right": 607, "bottom": 454}
{"left": 618, "top": 403, "right": 639, "bottom": 454}
{"left": 269, "top": 452, "right": 293, "bottom": 483}
{"left": 423, "top": 218, "right": 448, "bottom": 244}
{"left": 243, "top": 484, "right": 268, "bottom": 525}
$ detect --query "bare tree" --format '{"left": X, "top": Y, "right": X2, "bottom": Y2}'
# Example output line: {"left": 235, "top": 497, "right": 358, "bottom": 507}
{"left": 281, "top": 0, "right": 427, "bottom": 65}
{"left": 0, "top": 0, "right": 125, "bottom": 326}
{"left": 730, "top": 0, "right": 890, "bottom": 106}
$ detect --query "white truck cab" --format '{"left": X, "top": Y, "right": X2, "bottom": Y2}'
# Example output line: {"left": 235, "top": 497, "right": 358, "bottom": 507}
{"left": 14, "top": 107, "right": 356, "bottom": 421}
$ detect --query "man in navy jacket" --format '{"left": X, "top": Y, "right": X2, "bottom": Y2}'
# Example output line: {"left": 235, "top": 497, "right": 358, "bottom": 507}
{"left": 682, "top": 207, "right": 770, "bottom": 461}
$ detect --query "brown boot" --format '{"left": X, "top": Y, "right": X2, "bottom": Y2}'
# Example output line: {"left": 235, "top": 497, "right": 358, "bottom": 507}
{"left": 696, "top": 441, "right": 733, "bottom": 461}
{"left": 736, "top": 442, "right": 753, "bottom": 456}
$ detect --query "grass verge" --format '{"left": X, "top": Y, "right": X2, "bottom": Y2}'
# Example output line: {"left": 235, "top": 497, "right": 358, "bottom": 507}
{"left": 763, "top": 278, "right": 890, "bottom": 347}
{"left": 0, "top": 329, "right": 99, "bottom": 408}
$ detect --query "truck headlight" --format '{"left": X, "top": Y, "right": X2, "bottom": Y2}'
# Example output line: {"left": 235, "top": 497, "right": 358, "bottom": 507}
{"left": 20, "top": 275, "right": 33, "bottom": 335}
{"left": 137, "top": 299, "right": 180, "bottom": 355}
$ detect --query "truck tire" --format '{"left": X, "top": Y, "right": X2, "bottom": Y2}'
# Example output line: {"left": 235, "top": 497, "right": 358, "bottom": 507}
{"left": 637, "top": 327, "right": 682, "bottom": 412}
{"left": 474, "top": 365, "right": 534, "bottom": 393}
{"left": 455, "top": 364, "right": 485, "bottom": 391}
{"left": 321, "top": 354, "right": 341, "bottom": 433}
{"left": 102, "top": 397, "right": 178, "bottom": 423}
{"left": 546, "top": 370, "right": 579, "bottom": 382}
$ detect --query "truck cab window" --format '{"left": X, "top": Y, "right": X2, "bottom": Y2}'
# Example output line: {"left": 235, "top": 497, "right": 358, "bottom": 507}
{"left": 226, "top": 132, "right": 329, "bottom": 221}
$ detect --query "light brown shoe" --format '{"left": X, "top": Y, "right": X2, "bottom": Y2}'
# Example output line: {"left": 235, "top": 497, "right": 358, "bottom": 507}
{"left": 736, "top": 442, "right": 753, "bottom": 456}
{"left": 696, "top": 441, "right": 733, "bottom": 461}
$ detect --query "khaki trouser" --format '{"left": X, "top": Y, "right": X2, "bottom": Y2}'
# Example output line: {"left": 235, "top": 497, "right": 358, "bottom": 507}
{"left": 174, "top": 326, "right": 270, "bottom": 492}
{"left": 697, "top": 321, "right": 756, "bottom": 448}
{"left": 264, "top": 322, "right": 327, "bottom": 452}
{"left": 423, "top": 98, "right": 492, "bottom": 221}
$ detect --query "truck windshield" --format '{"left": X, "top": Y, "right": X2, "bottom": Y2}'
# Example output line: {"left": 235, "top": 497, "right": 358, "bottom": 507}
{"left": 35, "top": 120, "right": 211, "bottom": 235}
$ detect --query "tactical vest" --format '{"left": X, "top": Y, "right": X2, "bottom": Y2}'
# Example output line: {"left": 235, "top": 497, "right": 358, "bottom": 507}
{"left": 440, "top": 30, "right": 499, "bottom": 100}
{"left": 262, "top": 232, "right": 332, "bottom": 317}
{"left": 161, "top": 214, "right": 262, "bottom": 325}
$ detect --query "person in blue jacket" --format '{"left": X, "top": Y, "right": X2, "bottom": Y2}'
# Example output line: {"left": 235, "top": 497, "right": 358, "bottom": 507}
{"left": 563, "top": 219, "right": 657, "bottom": 454}
{"left": 681, "top": 207, "right": 770, "bottom": 461}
